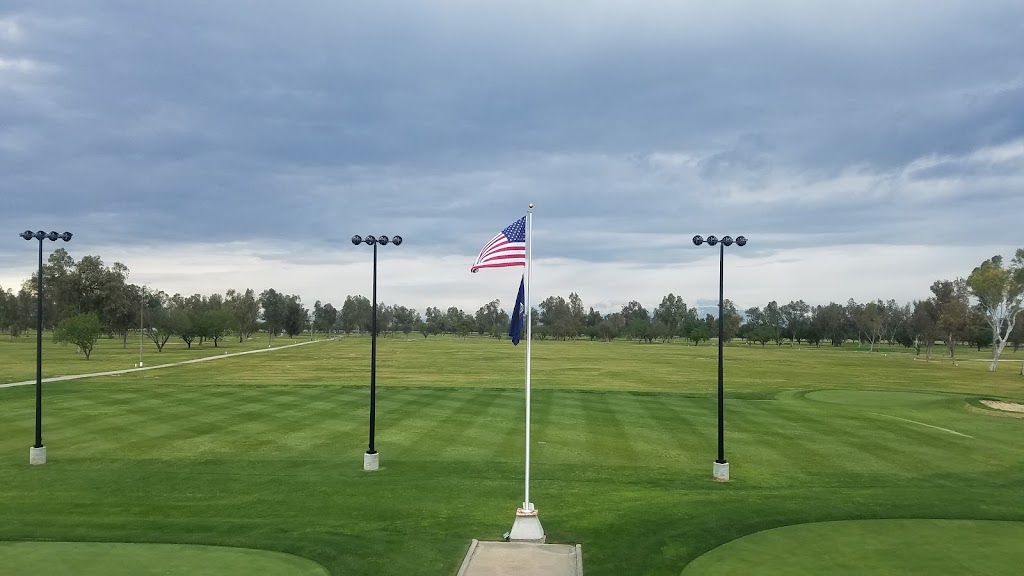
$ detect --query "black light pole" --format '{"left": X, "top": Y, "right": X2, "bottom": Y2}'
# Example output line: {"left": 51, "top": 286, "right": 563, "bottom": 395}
{"left": 20, "top": 230, "right": 73, "bottom": 465}
{"left": 351, "top": 234, "right": 402, "bottom": 471}
{"left": 692, "top": 234, "right": 746, "bottom": 481}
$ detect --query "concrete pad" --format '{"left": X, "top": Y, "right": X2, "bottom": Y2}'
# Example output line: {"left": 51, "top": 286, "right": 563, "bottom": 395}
{"left": 713, "top": 460, "right": 729, "bottom": 481}
{"left": 30, "top": 446, "right": 46, "bottom": 465}
{"left": 509, "top": 508, "right": 545, "bottom": 542}
{"left": 363, "top": 452, "right": 379, "bottom": 471}
{"left": 457, "top": 540, "right": 582, "bottom": 576}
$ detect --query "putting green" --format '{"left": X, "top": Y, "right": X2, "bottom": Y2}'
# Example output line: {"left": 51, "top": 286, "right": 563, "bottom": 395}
{"left": 804, "top": 389, "right": 949, "bottom": 407}
{"left": 680, "top": 519, "right": 1024, "bottom": 576}
{"left": 0, "top": 542, "right": 328, "bottom": 576}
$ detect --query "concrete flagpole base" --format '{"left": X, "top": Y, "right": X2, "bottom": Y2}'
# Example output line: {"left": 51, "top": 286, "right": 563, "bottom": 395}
{"left": 713, "top": 461, "right": 730, "bottom": 481}
{"left": 363, "top": 452, "right": 379, "bottom": 471}
{"left": 30, "top": 446, "right": 46, "bottom": 465}
{"left": 509, "top": 507, "right": 545, "bottom": 543}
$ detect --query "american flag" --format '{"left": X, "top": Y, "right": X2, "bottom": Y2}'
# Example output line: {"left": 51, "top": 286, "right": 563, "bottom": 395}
{"left": 471, "top": 216, "right": 527, "bottom": 273}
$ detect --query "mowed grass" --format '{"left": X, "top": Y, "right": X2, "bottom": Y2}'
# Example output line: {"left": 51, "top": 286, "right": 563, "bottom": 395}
{"left": 680, "top": 520, "right": 1024, "bottom": 575}
{"left": 43, "top": 334, "right": 1024, "bottom": 398}
{"left": 0, "top": 542, "right": 328, "bottom": 576}
{"left": 0, "top": 338, "right": 1022, "bottom": 574}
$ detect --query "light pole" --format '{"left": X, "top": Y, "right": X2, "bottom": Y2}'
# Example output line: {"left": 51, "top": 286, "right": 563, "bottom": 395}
{"left": 20, "top": 230, "right": 73, "bottom": 465}
{"left": 139, "top": 286, "right": 145, "bottom": 367}
{"left": 692, "top": 234, "right": 746, "bottom": 481}
{"left": 351, "top": 234, "right": 403, "bottom": 471}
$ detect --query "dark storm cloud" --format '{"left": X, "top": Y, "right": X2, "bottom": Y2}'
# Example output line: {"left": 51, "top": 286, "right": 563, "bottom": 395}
{"left": 2, "top": 0, "right": 1023, "bottom": 267}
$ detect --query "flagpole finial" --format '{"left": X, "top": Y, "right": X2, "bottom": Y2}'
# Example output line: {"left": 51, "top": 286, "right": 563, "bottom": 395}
{"left": 528, "top": 203, "right": 533, "bottom": 209}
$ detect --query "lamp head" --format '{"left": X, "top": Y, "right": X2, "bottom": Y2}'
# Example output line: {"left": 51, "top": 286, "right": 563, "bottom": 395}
{"left": 61, "top": 232, "right": 73, "bottom": 242}
{"left": 34, "top": 230, "right": 46, "bottom": 240}
{"left": 378, "top": 235, "right": 389, "bottom": 245}
{"left": 20, "top": 230, "right": 34, "bottom": 241}
{"left": 721, "top": 235, "right": 734, "bottom": 246}
{"left": 364, "top": 235, "right": 377, "bottom": 245}
{"left": 692, "top": 235, "right": 703, "bottom": 246}
{"left": 351, "top": 235, "right": 362, "bottom": 245}
{"left": 706, "top": 235, "right": 718, "bottom": 246}
{"left": 736, "top": 236, "right": 747, "bottom": 247}
{"left": 392, "top": 235, "right": 403, "bottom": 246}
{"left": 47, "top": 231, "right": 60, "bottom": 241}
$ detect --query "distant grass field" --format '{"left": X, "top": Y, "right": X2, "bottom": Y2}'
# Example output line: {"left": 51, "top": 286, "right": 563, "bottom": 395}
{"left": 0, "top": 331, "right": 297, "bottom": 384}
{"left": 1, "top": 337, "right": 1022, "bottom": 574}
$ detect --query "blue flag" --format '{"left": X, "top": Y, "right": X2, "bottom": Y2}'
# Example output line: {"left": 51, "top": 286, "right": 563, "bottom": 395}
{"left": 509, "top": 275, "right": 525, "bottom": 345}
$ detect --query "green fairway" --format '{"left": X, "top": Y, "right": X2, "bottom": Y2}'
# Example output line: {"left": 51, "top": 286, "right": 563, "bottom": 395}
{"left": 680, "top": 520, "right": 1024, "bottom": 575}
{"left": 0, "top": 542, "right": 328, "bottom": 576}
{"left": 1, "top": 338, "right": 1023, "bottom": 574}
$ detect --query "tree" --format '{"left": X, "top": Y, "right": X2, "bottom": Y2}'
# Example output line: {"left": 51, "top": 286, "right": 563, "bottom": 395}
{"left": 283, "top": 295, "right": 309, "bottom": 337}
{"left": 740, "top": 305, "right": 764, "bottom": 346}
{"left": 887, "top": 302, "right": 914, "bottom": 347}
{"left": 1009, "top": 319, "right": 1024, "bottom": 353}
{"left": 475, "top": 300, "right": 505, "bottom": 337}
{"left": 340, "top": 295, "right": 372, "bottom": 334}
{"left": 540, "top": 295, "right": 575, "bottom": 340}
{"left": 567, "top": 292, "right": 585, "bottom": 338}
{"left": 198, "top": 294, "right": 230, "bottom": 347}
{"left": 911, "top": 300, "right": 940, "bottom": 360}
{"left": 931, "top": 279, "right": 971, "bottom": 366}
{"left": 596, "top": 313, "right": 625, "bottom": 342}
{"left": 764, "top": 301, "right": 784, "bottom": 345}
{"left": 320, "top": 303, "right": 338, "bottom": 337}
{"left": 226, "top": 288, "right": 260, "bottom": 342}
{"left": 654, "top": 293, "right": 689, "bottom": 340}
{"left": 814, "top": 303, "right": 849, "bottom": 347}
{"left": 0, "top": 286, "right": 19, "bottom": 338}
{"left": 627, "top": 316, "right": 654, "bottom": 343}
{"left": 260, "top": 289, "right": 287, "bottom": 338}
{"left": 53, "top": 313, "right": 102, "bottom": 359}
{"left": 966, "top": 251, "right": 1024, "bottom": 371}
{"left": 102, "top": 277, "right": 137, "bottom": 348}
{"left": 144, "top": 290, "right": 174, "bottom": 352}
{"left": 689, "top": 324, "right": 710, "bottom": 346}
{"left": 169, "top": 294, "right": 200, "bottom": 348}
{"left": 650, "top": 319, "right": 671, "bottom": 342}
{"left": 424, "top": 306, "right": 443, "bottom": 336}
{"left": 855, "top": 301, "right": 886, "bottom": 352}
{"left": 969, "top": 312, "right": 993, "bottom": 352}
{"left": 391, "top": 305, "right": 420, "bottom": 336}
{"left": 780, "top": 300, "right": 810, "bottom": 345}
{"left": 721, "top": 300, "right": 742, "bottom": 342}
{"left": 750, "top": 325, "right": 773, "bottom": 347}
{"left": 620, "top": 301, "right": 649, "bottom": 324}
{"left": 801, "top": 307, "right": 823, "bottom": 347}
{"left": 584, "top": 307, "right": 603, "bottom": 340}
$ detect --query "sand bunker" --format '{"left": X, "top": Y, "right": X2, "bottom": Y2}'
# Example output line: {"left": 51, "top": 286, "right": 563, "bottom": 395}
{"left": 980, "top": 400, "right": 1024, "bottom": 413}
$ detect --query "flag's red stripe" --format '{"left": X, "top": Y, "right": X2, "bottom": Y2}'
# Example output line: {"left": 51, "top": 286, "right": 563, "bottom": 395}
{"left": 472, "top": 261, "right": 525, "bottom": 270}
{"left": 480, "top": 253, "right": 525, "bottom": 264}
{"left": 479, "top": 250, "right": 524, "bottom": 261}
{"left": 480, "top": 246, "right": 525, "bottom": 258}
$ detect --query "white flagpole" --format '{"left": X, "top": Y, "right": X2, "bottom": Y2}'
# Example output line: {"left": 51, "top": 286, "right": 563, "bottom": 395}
{"left": 524, "top": 204, "right": 533, "bottom": 511}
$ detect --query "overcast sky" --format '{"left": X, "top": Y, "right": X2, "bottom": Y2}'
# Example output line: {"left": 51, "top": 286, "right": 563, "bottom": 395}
{"left": 2, "top": 1, "right": 1022, "bottom": 314}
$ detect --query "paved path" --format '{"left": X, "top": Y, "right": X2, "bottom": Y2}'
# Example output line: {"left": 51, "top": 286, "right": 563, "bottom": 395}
{"left": 0, "top": 339, "right": 328, "bottom": 389}
{"left": 457, "top": 541, "right": 582, "bottom": 576}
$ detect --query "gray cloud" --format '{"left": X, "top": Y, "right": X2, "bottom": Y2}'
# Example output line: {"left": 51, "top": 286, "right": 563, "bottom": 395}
{"left": 2, "top": 0, "right": 1024, "bottom": 301}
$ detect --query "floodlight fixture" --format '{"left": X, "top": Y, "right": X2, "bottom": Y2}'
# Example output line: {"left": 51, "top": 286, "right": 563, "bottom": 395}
{"left": 20, "top": 228, "right": 73, "bottom": 465}
{"left": 692, "top": 232, "right": 747, "bottom": 481}
{"left": 352, "top": 233, "right": 403, "bottom": 471}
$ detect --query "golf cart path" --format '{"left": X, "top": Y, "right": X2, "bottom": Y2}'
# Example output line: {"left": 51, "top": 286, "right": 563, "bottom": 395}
{"left": 0, "top": 339, "right": 326, "bottom": 389}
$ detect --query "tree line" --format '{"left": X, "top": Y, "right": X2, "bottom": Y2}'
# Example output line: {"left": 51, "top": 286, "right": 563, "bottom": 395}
{"left": 1, "top": 248, "right": 1021, "bottom": 373}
